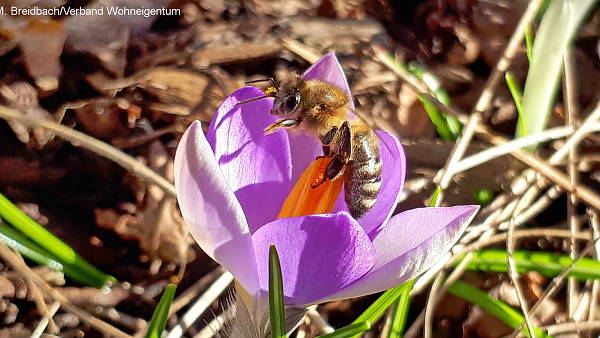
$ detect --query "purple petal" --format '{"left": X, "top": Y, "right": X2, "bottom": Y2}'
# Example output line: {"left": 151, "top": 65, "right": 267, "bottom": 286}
{"left": 206, "top": 87, "right": 293, "bottom": 233}
{"left": 174, "top": 121, "right": 259, "bottom": 293}
{"left": 328, "top": 206, "right": 479, "bottom": 300}
{"left": 251, "top": 212, "right": 375, "bottom": 305}
{"left": 302, "top": 52, "right": 354, "bottom": 110}
{"left": 287, "top": 132, "right": 322, "bottom": 184}
{"left": 333, "top": 131, "right": 406, "bottom": 235}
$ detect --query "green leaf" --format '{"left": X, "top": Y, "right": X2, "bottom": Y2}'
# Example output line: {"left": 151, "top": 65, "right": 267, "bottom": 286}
{"left": 455, "top": 249, "right": 600, "bottom": 281}
{"left": 0, "top": 193, "right": 116, "bottom": 287}
{"left": 447, "top": 281, "right": 550, "bottom": 338}
{"left": 145, "top": 283, "right": 177, "bottom": 338}
{"left": 318, "top": 322, "right": 370, "bottom": 338}
{"left": 387, "top": 279, "right": 415, "bottom": 338}
{"left": 516, "top": 0, "right": 598, "bottom": 148}
{"left": 269, "top": 245, "right": 286, "bottom": 338}
{"left": 0, "top": 221, "right": 100, "bottom": 287}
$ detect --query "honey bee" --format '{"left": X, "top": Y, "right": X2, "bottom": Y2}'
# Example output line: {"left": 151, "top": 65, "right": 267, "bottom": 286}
{"left": 238, "top": 74, "right": 381, "bottom": 219}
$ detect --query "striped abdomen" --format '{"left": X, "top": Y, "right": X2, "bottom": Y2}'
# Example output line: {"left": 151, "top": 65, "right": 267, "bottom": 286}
{"left": 344, "top": 129, "right": 381, "bottom": 219}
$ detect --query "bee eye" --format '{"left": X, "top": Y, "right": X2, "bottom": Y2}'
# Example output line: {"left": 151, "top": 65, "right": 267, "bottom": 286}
{"left": 283, "top": 93, "right": 300, "bottom": 112}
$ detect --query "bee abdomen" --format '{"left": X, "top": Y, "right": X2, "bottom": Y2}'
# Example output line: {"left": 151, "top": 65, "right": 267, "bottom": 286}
{"left": 345, "top": 157, "right": 382, "bottom": 219}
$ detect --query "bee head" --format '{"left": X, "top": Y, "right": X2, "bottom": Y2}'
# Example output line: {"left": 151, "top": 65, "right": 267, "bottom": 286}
{"left": 271, "top": 74, "right": 303, "bottom": 116}
{"left": 272, "top": 90, "right": 301, "bottom": 116}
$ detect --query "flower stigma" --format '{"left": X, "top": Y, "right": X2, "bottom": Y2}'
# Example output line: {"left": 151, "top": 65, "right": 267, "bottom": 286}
{"left": 277, "top": 157, "right": 344, "bottom": 218}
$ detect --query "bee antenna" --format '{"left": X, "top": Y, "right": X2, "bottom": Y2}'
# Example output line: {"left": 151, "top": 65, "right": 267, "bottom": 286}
{"left": 245, "top": 77, "right": 279, "bottom": 90}
{"left": 234, "top": 95, "right": 271, "bottom": 107}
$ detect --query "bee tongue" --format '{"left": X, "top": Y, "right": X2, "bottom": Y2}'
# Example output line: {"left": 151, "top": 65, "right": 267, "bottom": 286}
{"left": 277, "top": 157, "right": 343, "bottom": 218}
{"left": 264, "top": 119, "right": 299, "bottom": 135}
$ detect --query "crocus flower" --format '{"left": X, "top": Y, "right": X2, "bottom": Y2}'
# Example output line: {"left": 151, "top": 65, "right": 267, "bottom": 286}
{"left": 174, "top": 52, "right": 479, "bottom": 308}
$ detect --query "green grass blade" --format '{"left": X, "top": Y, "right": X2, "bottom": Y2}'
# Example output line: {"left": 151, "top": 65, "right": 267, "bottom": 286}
{"left": 447, "top": 281, "right": 550, "bottom": 337}
{"left": 0, "top": 193, "right": 116, "bottom": 287}
{"left": 0, "top": 221, "right": 101, "bottom": 286}
{"left": 318, "top": 322, "right": 370, "bottom": 338}
{"left": 269, "top": 245, "right": 286, "bottom": 338}
{"left": 387, "top": 279, "right": 415, "bottom": 338}
{"left": 428, "top": 186, "right": 442, "bottom": 207}
{"left": 418, "top": 96, "right": 456, "bottom": 141}
{"left": 0, "top": 220, "right": 63, "bottom": 271}
{"left": 145, "top": 283, "right": 177, "bottom": 338}
{"left": 406, "top": 62, "right": 462, "bottom": 141}
{"left": 455, "top": 249, "right": 600, "bottom": 281}
{"left": 505, "top": 72, "right": 524, "bottom": 134}
{"left": 516, "top": 0, "right": 598, "bottom": 147}
{"left": 350, "top": 281, "right": 413, "bottom": 338}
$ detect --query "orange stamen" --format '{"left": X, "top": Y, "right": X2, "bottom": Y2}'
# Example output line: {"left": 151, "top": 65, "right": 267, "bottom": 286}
{"left": 278, "top": 157, "right": 344, "bottom": 218}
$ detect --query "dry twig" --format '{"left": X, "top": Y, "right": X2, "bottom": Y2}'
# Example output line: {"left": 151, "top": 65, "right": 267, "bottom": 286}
{"left": 0, "top": 241, "right": 130, "bottom": 338}
{"left": 0, "top": 105, "right": 176, "bottom": 197}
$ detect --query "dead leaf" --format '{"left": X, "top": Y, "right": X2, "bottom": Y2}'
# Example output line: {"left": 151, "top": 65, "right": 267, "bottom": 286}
{"left": 191, "top": 42, "right": 282, "bottom": 68}
{"left": 0, "top": 157, "right": 66, "bottom": 185}
{"left": 395, "top": 83, "right": 435, "bottom": 138}
{"left": 63, "top": 0, "right": 172, "bottom": 76}
{"left": 137, "top": 68, "right": 209, "bottom": 112}
{"left": 17, "top": 19, "right": 65, "bottom": 92}
{"left": 94, "top": 200, "right": 188, "bottom": 264}
{"left": 95, "top": 141, "right": 190, "bottom": 264}
{"left": 446, "top": 24, "right": 479, "bottom": 66}
{"left": 71, "top": 99, "right": 130, "bottom": 139}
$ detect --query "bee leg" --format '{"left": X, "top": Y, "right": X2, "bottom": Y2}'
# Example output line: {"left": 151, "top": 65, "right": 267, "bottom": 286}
{"left": 311, "top": 156, "right": 346, "bottom": 188}
{"left": 326, "top": 156, "right": 346, "bottom": 181}
{"left": 244, "top": 77, "right": 279, "bottom": 91}
{"left": 337, "top": 121, "right": 353, "bottom": 163}
{"left": 317, "top": 126, "right": 338, "bottom": 158}
{"left": 321, "top": 126, "right": 338, "bottom": 145}
{"left": 317, "top": 146, "right": 331, "bottom": 158}
{"left": 264, "top": 119, "right": 300, "bottom": 134}
{"left": 312, "top": 123, "right": 351, "bottom": 187}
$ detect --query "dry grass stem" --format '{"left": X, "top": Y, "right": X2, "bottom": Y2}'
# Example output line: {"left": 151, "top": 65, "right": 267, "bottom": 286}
{"left": 435, "top": 0, "right": 545, "bottom": 202}
{"left": 281, "top": 38, "right": 322, "bottom": 64}
{"left": 447, "top": 124, "right": 600, "bottom": 177}
{"left": 459, "top": 229, "right": 592, "bottom": 255}
{"left": 507, "top": 193, "right": 537, "bottom": 337}
{"left": 563, "top": 47, "right": 581, "bottom": 318}
{"left": 589, "top": 210, "right": 600, "bottom": 322}
{"left": 0, "top": 241, "right": 130, "bottom": 337}
{"left": 511, "top": 244, "right": 595, "bottom": 337}
{"left": 165, "top": 271, "right": 233, "bottom": 338}
{"left": 374, "top": 44, "right": 600, "bottom": 210}
{"left": 0, "top": 105, "right": 176, "bottom": 196}
{"left": 306, "top": 306, "right": 334, "bottom": 334}
{"left": 170, "top": 268, "right": 226, "bottom": 316}
{"left": 423, "top": 270, "right": 445, "bottom": 338}
{"left": 541, "top": 320, "right": 600, "bottom": 335}
{"left": 31, "top": 301, "right": 60, "bottom": 338}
